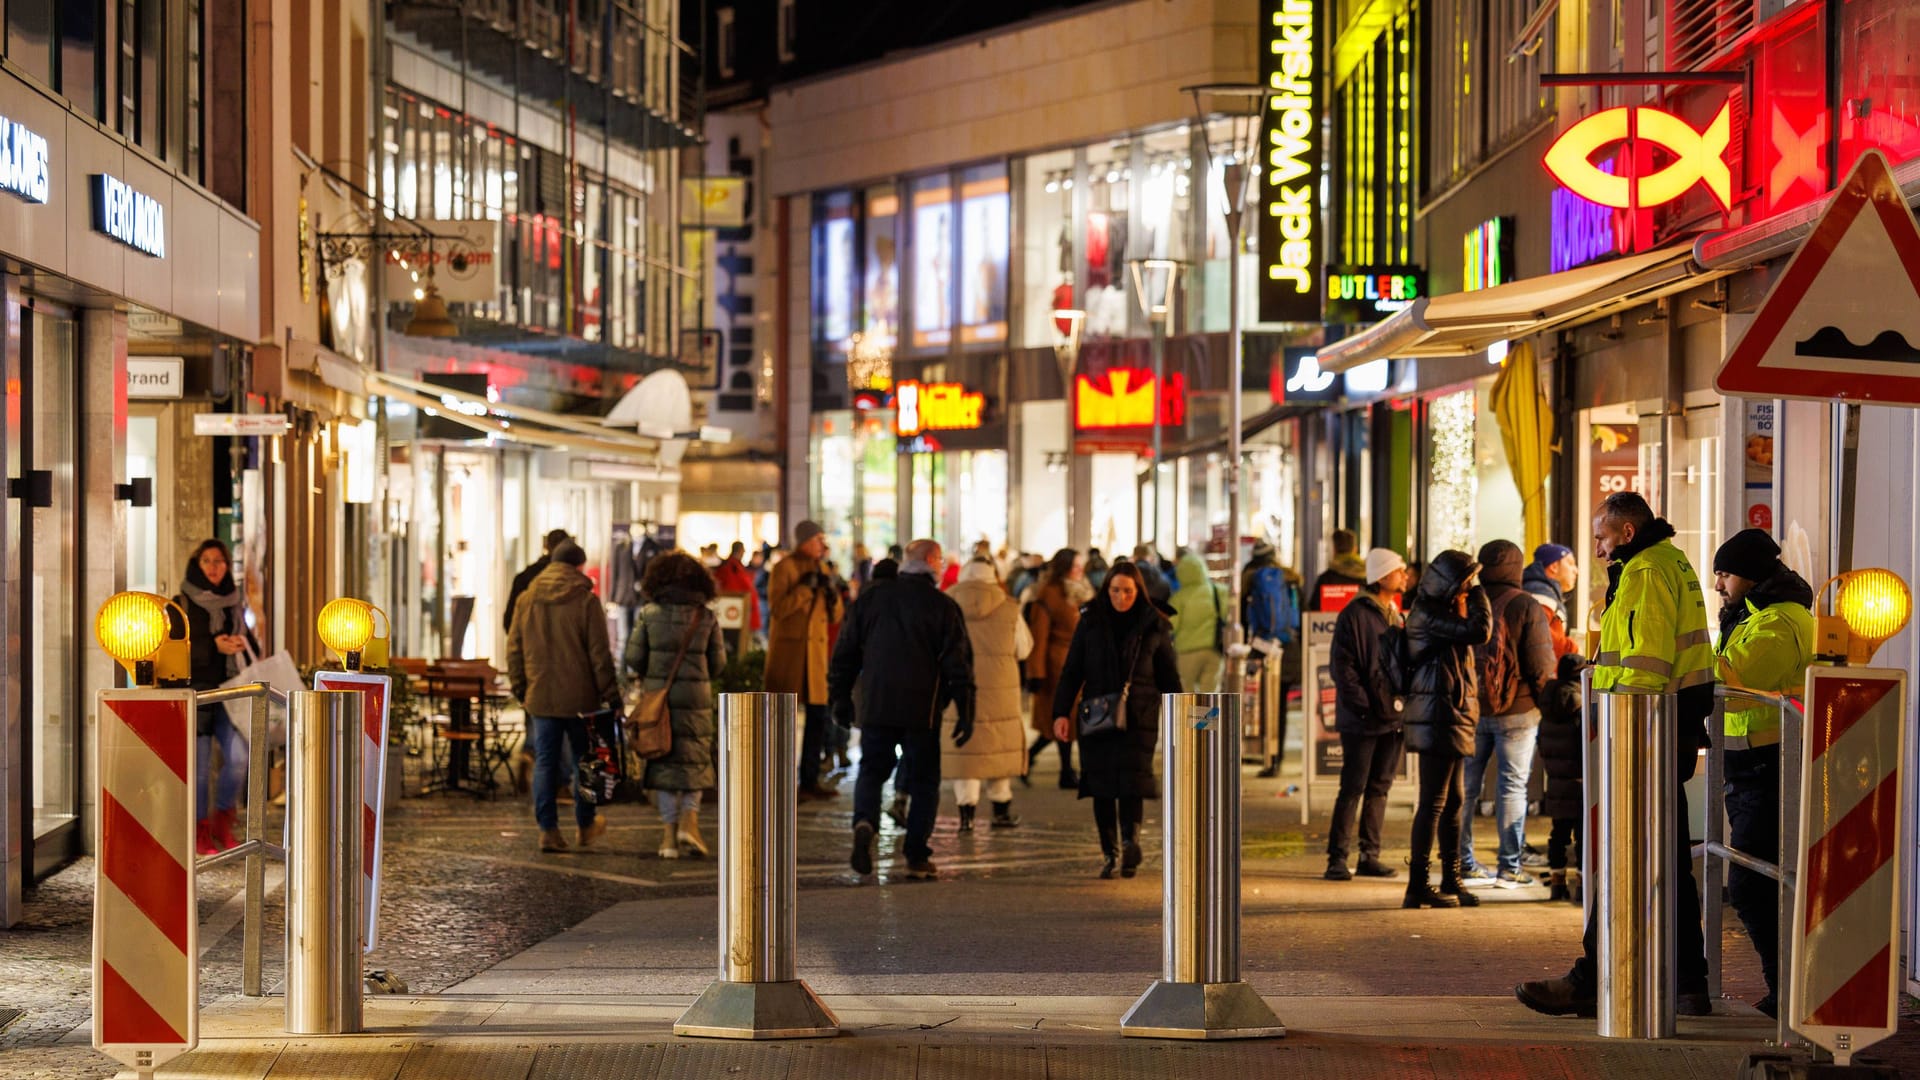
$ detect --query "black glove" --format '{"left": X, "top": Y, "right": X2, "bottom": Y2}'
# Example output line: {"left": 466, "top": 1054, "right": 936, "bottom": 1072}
{"left": 831, "top": 698, "right": 855, "bottom": 728}
{"left": 951, "top": 713, "right": 975, "bottom": 748}
{"left": 798, "top": 571, "right": 822, "bottom": 590}
{"left": 1025, "top": 677, "right": 1045, "bottom": 694}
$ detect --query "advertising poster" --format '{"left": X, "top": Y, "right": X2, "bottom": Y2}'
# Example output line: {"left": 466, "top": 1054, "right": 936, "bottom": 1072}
{"left": 1742, "top": 400, "right": 1776, "bottom": 531}
{"left": 1589, "top": 423, "right": 1641, "bottom": 504}
{"left": 958, "top": 173, "right": 1009, "bottom": 343}
{"left": 821, "top": 215, "right": 855, "bottom": 345}
{"left": 1302, "top": 611, "right": 1342, "bottom": 779}
{"left": 863, "top": 189, "right": 899, "bottom": 348}
{"left": 912, "top": 183, "right": 954, "bottom": 348}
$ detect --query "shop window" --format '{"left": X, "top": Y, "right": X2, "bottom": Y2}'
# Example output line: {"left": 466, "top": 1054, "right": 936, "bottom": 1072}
{"left": 908, "top": 173, "right": 955, "bottom": 350}
{"left": 1425, "top": 389, "right": 1477, "bottom": 561}
{"left": 1018, "top": 148, "right": 1078, "bottom": 347}
{"left": 812, "top": 190, "right": 858, "bottom": 350}
{"left": 7, "top": 0, "right": 58, "bottom": 87}
{"left": 958, "top": 164, "right": 1009, "bottom": 345}
{"left": 862, "top": 184, "right": 900, "bottom": 352}
{"left": 716, "top": 7, "right": 736, "bottom": 78}
{"left": 1840, "top": 0, "right": 1920, "bottom": 179}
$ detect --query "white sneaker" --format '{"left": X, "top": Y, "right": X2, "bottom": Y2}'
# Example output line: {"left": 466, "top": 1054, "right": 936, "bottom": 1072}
{"left": 1459, "top": 863, "right": 1497, "bottom": 886}
{"left": 1496, "top": 869, "right": 1538, "bottom": 889}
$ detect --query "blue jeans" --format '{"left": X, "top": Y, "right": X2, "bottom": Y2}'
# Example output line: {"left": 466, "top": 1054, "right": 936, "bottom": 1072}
{"left": 529, "top": 714, "right": 597, "bottom": 832}
{"left": 853, "top": 725, "right": 941, "bottom": 863}
{"left": 1458, "top": 711, "right": 1539, "bottom": 875}
{"left": 196, "top": 705, "right": 248, "bottom": 819}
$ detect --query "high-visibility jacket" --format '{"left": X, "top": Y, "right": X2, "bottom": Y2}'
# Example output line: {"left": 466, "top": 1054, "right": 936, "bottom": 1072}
{"left": 1594, "top": 539, "right": 1714, "bottom": 697}
{"left": 1716, "top": 593, "right": 1815, "bottom": 744}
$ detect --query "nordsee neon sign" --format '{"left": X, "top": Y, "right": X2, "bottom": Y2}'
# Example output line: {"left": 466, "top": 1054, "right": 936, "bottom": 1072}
{"left": 1, "top": 115, "right": 50, "bottom": 204}
{"left": 91, "top": 173, "right": 166, "bottom": 258}
{"left": 1258, "top": 0, "right": 1321, "bottom": 323}
{"left": 1543, "top": 103, "right": 1732, "bottom": 212}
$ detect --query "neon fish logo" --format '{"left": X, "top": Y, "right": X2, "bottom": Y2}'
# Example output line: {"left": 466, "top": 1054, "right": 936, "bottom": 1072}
{"left": 1543, "top": 102, "right": 1732, "bottom": 212}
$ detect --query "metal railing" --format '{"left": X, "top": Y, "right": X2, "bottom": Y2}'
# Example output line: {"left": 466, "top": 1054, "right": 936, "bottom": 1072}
{"left": 191, "top": 682, "right": 289, "bottom": 998}
{"left": 1695, "top": 684, "right": 1803, "bottom": 1049}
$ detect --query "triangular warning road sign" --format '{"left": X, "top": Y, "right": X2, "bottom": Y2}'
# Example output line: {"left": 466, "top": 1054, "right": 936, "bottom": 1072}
{"left": 1717, "top": 150, "right": 1920, "bottom": 405}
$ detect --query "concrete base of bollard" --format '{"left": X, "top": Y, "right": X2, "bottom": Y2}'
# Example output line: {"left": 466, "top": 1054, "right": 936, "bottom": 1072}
{"left": 672, "top": 980, "right": 840, "bottom": 1040}
{"left": 1118, "top": 980, "right": 1286, "bottom": 1040}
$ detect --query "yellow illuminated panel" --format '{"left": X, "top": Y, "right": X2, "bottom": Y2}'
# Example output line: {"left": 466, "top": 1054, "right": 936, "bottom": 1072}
{"left": 1543, "top": 102, "right": 1732, "bottom": 211}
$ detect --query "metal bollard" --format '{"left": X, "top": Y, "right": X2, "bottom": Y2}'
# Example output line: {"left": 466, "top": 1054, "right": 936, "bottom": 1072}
{"left": 674, "top": 692, "right": 838, "bottom": 1039}
{"left": 286, "top": 689, "right": 364, "bottom": 1035}
{"left": 1592, "top": 689, "right": 1678, "bottom": 1039}
{"left": 1120, "top": 693, "right": 1285, "bottom": 1039}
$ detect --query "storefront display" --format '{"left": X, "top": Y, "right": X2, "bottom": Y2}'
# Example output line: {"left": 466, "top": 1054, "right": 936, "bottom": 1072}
{"left": 864, "top": 186, "right": 900, "bottom": 348}
{"left": 911, "top": 175, "right": 955, "bottom": 349}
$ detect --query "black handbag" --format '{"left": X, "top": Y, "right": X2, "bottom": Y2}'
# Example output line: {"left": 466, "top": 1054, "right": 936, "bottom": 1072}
{"left": 574, "top": 710, "right": 629, "bottom": 806}
{"left": 1076, "top": 637, "right": 1143, "bottom": 739}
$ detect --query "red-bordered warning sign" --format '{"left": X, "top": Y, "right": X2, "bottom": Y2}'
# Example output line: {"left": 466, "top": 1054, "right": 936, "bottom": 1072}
{"left": 93, "top": 690, "right": 198, "bottom": 1073}
{"left": 1717, "top": 150, "right": 1920, "bottom": 406}
{"left": 314, "top": 670, "right": 392, "bottom": 952}
{"left": 1790, "top": 666, "right": 1908, "bottom": 1064}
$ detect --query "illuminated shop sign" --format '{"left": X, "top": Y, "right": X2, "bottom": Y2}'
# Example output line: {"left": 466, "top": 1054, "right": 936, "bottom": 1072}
{"left": 1543, "top": 102, "right": 1732, "bottom": 212}
{"left": 1258, "top": 0, "right": 1322, "bottom": 324}
{"left": 0, "top": 114, "right": 50, "bottom": 204}
{"left": 893, "top": 380, "right": 984, "bottom": 437}
{"left": 1463, "top": 218, "right": 1513, "bottom": 291}
{"left": 1074, "top": 368, "right": 1187, "bottom": 430}
{"left": 91, "top": 173, "right": 166, "bottom": 258}
{"left": 1551, "top": 167, "right": 1619, "bottom": 273}
{"left": 1325, "top": 266, "right": 1424, "bottom": 322}
{"left": 1270, "top": 348, "right": 1339, "bottom": 404}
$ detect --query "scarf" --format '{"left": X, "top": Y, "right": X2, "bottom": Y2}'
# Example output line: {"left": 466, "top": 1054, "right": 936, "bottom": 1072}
{"left": 182, "top": 562, "right": 246, "bottom": 675}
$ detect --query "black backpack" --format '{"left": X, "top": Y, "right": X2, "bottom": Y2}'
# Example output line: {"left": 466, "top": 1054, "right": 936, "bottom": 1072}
{"left": 1376, "top": 623, "right": 1414, "bottom": 722}
{"left": 1474, "top": 591, "right": 1526, "bottom": 716}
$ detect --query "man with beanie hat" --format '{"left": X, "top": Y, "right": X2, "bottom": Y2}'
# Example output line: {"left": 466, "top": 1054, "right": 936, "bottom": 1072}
{"left": 766, "top": 519, "right": 842, "bottom": 799}
{"left": 506, "top": 528, "right": 573, "bottom": 633}
{"left": 1242, "top": 539, "right": 1302, "bottom": 777}
{"left": 1457, "top": 539, "right": 1558, "bottom": 889}
{"left": 1524, "top": 543, "right": 1580, "bottom": 658}
{"left": 1710, "top": 527, "right": 1813, "bottom": 1018}
{"left": 507, "top": 539, "right": 623, "bottom": 853}
{"left": 1324, "top": 548, "right": 1412, "bottom": 880}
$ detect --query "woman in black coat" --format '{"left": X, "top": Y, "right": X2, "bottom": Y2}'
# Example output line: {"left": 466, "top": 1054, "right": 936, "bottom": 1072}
{"left": 1401, "top": 549, "right": 1492, "bottom": 908}
{"left": 176, "top": 539, "right": 261, "bottom": 857}
{"left": 1051, "top": 559, "right": 1182, "bottom": 879}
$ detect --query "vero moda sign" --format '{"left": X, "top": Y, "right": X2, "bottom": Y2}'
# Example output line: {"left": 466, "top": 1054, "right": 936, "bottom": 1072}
{"left": 1259, "top": 0, "right": 1322, "bottom": 325}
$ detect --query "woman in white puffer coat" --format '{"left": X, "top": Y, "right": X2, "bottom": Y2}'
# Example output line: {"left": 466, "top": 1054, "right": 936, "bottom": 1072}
{"left": 943, "top": 557, "right": 1033, "bottom": 830}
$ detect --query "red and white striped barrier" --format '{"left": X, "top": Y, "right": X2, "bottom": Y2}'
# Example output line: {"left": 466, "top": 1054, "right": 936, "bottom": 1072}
{"left": 313, "top": 670, "right": 392, "bottom": 952}
{"left": 93, "top": 690, "right": 198, "bottom": 1074}
{"left": 1790, "top": 666, "right": 1909, "bottom": 1065}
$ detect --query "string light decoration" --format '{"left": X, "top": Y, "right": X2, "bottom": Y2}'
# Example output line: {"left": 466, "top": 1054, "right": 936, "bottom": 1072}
{"left": 845, "top": 332, "right": 894, "bottom": 393}
{"left": 1427, "top": 390, "right": 1478, "bottom": 558}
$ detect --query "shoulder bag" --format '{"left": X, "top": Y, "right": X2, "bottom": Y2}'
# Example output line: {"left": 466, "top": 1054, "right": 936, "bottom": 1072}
{"left": 628, "top": 609, "right": 706, "bottom": 761}
{"left": 1076, "top": 633, "right": 1144, "bottom": 739}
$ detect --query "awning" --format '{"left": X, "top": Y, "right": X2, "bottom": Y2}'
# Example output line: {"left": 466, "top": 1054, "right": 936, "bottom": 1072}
{"left": 1316, "top": 242, "right": 1728, "bottom": 372}
{"left": 365, "top": 371, "right": 668, "bottom": 463}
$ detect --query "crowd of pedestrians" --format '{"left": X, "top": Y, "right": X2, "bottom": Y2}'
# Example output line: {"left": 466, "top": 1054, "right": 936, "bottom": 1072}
{"left": 499, "top": 489, "right": 1813, "bottom": 1021}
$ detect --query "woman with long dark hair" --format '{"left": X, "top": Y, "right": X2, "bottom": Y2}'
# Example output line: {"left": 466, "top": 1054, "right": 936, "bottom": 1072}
{"left": 1401, "top": 549, "right": 1492, "bottom": 908}
{"left": 1024, "top": 548, "right": 1092, "bottom": 787}
{"left": 625, "top": 551, "right": 728, "bottom": 859}
{"left": 1051, "top": 559, "right": 1182, "bottom": 878}
{"left": 177, "top": 539, "right": 259, "bottom": 856}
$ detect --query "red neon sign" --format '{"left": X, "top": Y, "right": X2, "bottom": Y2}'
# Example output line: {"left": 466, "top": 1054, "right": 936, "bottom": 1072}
{"left": 1074, "top": 368, "right": 1187, "bottom": 430}
{"left": 893, "top": 380, "right": 984, "bottom": 437}
{"left": 1544, "top": 102, "right": 1733, "bottom": 212}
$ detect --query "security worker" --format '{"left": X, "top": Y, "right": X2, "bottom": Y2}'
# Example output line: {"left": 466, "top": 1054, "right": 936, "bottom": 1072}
{"left": 1517, "top": 491, "right": 1715, "bottom": 1018}
{"left": 1710, "top": 528, "right": 1813, "bottom": 1019}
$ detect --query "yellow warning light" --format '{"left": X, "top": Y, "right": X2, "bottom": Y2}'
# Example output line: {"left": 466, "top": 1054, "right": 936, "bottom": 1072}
{"left": 317, "top": 597, "right": 375, "bottom": 668}
{"left": 1819, "top": 569, "right": 1913, "bottom": 665}
{"left": 96, "top": 592, "right": 187, "bottom": 685}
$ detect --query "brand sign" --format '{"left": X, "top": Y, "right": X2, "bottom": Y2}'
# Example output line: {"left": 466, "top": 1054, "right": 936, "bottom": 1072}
{"left": 384, "top": 220, "right": 499, "bottom": 304}
{"left": 91, "top": 174, "right": 166, "bottom": 258}
{"left": 193, "top": 413, "right": 291, "bottom": 437}
{"left": 1551, "top": 165, "right": 1620, "bottom": 273}
{"left": 126, "top": 357, "right": 185, "bottom": 399}
{"left": 1270, "top": 348, "right": 1340, "bottom": 404}
{"left": 1258, "top": 0, "right": 1322, "bottom": 323}
{"left": 1074, "top": 368, "right": 1187, "bottom": 430}
{"left": 1325, "top": 266, "right": 1423, "bottom": 322}
{"left": 1463, "top": 218, "right": 1514, "bottom": 291}
{"left": 1544, "top": 102, "right": 1733, "bottom": 212}
{"left": 893, "top": 380, "right": 985, "bottom": 437}
{"left": 0, "top": 114, "right": 51, "bottom": 204}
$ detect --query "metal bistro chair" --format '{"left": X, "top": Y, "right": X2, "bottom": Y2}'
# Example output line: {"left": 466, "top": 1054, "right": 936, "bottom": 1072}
{"left": 1695, "top": 684, "right": 1804, "bottom": 1049}
{"left": 424, "top": 659, "right": 501, "bottom": 798}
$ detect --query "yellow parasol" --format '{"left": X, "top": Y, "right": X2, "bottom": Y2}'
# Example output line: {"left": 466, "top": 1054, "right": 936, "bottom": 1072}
{"left": 1490, "top": 340, "right": 1554, "bottom": 552}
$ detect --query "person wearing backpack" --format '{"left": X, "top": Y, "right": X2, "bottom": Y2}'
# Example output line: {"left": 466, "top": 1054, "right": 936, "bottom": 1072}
{"left": 1168, "top": 551, "right": 1228, "bottom": 693}
{"left": 1457, "top": 540, "right": 1559, "bottom": 890}
{"left": 1324, "top": 548, "right": 1413, "bottom": 881}
{"left": 1401, "top": 549, "right": 1493, "bottom": 909}
{"left": 1243, "top": 540, "right": 1302, "bottom": 777}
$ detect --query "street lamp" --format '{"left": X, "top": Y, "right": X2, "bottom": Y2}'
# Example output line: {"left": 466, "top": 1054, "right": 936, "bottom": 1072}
{"left": 1129, "top": 258, "right": 1185, "bottom": 548}
{"left": 1185, "top": 83, "right": 1269, "bottom": 652}
{"left": 1053, "top": 308, "right": 1087, "bottom": 550}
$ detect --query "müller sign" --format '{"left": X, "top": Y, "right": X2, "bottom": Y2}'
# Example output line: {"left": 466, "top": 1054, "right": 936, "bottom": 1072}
{"left": 91, "top": 173, "right": 166, "bottom": 258}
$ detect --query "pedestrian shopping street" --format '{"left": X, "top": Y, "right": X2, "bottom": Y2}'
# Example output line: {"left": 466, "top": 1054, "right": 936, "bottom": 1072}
{"left": 3, "top": 738, "right": 1888, "bottom": 1080}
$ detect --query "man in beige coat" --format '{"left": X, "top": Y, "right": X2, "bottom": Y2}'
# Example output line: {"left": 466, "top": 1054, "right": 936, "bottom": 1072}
{"left": 507, "top": 540, "right": 623, "bottom": 852}
{"left": 765, "top": 520, "right": 841, "bottom": 799}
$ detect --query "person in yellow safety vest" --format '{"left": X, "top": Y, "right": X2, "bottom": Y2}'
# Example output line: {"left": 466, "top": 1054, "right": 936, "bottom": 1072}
{"left": 1517, "top": 491, "right": 1716, "bottom": 1020}
{"left": 1709, "top": 527, "right": 1814, "bottom": 1021}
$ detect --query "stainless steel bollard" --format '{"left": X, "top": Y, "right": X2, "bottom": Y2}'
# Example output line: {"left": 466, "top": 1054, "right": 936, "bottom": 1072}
{"left": 674, "top": 693, "right": 838, "bottom": 1039}
{"left": 1593, "top": 689, "right": 1678, "bottom": 1039}
{"left": 1120, "top": 693, "right": 1285, "bottom": 1039}
{"left": 286, "top": 689, "right": 364, "bottom": 1035}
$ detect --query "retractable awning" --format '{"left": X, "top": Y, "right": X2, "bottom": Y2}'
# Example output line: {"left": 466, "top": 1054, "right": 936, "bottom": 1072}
{"left": 365, "top": 371, "right": 667, "bottom": 463}
{"left": 1316, "top": 242, "right": 1730, "bottom": 373}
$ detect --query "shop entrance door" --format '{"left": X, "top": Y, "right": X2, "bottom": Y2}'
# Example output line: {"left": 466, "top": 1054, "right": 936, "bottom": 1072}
{"left": 13, "top": 304, "right": 82, "bottom": 878}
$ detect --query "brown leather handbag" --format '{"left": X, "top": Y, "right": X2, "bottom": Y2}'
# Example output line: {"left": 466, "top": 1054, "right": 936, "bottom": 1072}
{"left": 629, "top": 609, "right": 705, "bottom": 761}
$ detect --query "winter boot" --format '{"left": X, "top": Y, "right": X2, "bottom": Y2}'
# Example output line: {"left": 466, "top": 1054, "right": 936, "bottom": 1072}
{"left": 886, "top": 794, "right": 908, "bottom": 827}
{"left": 1097, "top": 822, "right": 1119, "bottom": 879}
{"left": 990, "top": 801, "right": 1019, "bottom": 828}
{"left": 210, "top": 808, "right": 240, "bottom": 851}
{"left": 1547, "top": 868, "right": 1570, "bottom": 902}
{"left": 1324, "top": 855, "right": 1353, "bottom": 881}
{"left": 1402, "top": 862, "right": 1460, "bottom": 908}
{"left": 1355, "top": 856, "right": 1398, "bottom": 878}
{"left": 1120, "top": 825, "right": 1144, "bottom": 878}
{"left": 957, "top": 805, "right": 976, "bottom": 833}
{"left": 577, "top": 815, "right": 608, "bottom": 849}
{"left": 677, "top": 808, "right": 709, "bottom": 858}
{"left": 196, "top": 818, "right": 220, "bottom": 857}
{"left": 539, "top": 829, "right": 569, "bottom": 853}
{"left": 1439, "top": 859, "right": 1482, "bottom": 907}
{"left": 657, "top": 825, "right": 681, "bottom": 859}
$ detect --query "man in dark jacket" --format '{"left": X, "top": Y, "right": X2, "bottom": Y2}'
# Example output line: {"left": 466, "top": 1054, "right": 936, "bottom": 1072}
{"left": 1325, "top": 548, "right": 1412, "bottom": 881}
{"left": 829, "top": 538, "right": 976, "bottom": 881}
{"left": 1132, "top": 544, "right": 1175, "bottom": 611}
{"left": 1309, "top": 528, "right": 1369, "bottom": 610}
{"left": 1523, "top": 543, "right": 1580, "bottom": 658}
{"left": 505, "top": 528, "right": 572, "bottom": 633}
{"left": 1457, "top": 540, "right": 1559, "bottom": 889}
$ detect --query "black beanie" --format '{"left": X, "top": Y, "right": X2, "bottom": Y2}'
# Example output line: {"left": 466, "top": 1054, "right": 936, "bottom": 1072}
{"left": 1713, "top": 528, "right": 1779, "bottom": 582}
{"left": 552, "top": 539, "right": 587, "bottom": 566}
